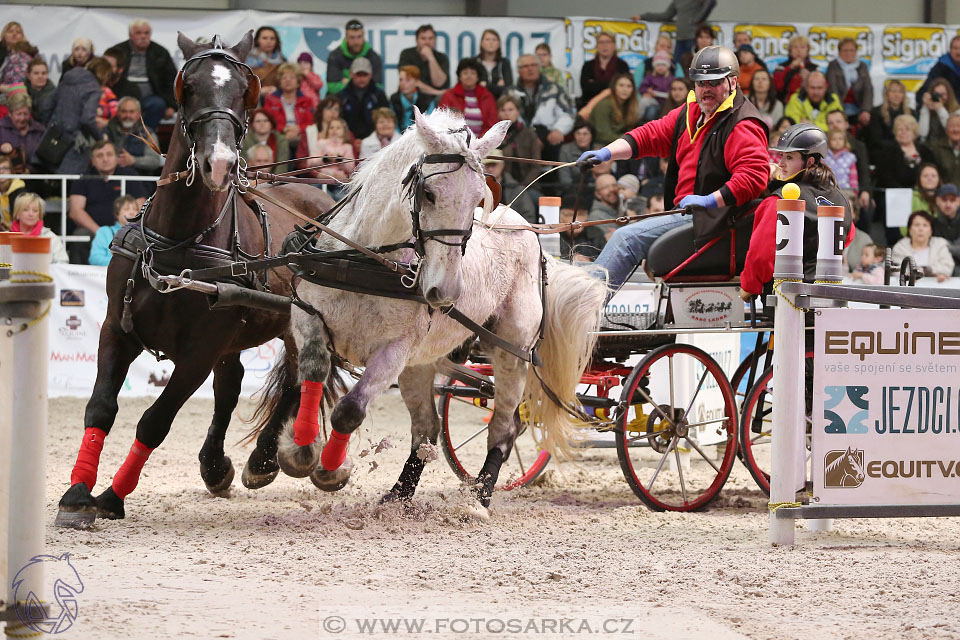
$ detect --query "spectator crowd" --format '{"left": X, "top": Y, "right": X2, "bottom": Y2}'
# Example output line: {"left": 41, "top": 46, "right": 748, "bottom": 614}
{"left": 2, "top": 13, "right": 960, "bottom": 275}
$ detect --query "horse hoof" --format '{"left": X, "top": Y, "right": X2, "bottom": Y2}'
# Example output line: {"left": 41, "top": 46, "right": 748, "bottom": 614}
{"left": 203, "top": 458, "right": 235, "bottom": 495}
{"left": 95, "top": 487, "right": 125, "bottom": 520}
{"left": 456, "top": 502, "right": 491, "bottom": 523}
{"left": 242, "top": 462, "right": 280, "bottom": 490}
{"left": 310, "top": 456, "right": 352, "bottom": 492}
{"left": 55, "top": 483, "right": 98, "bottom": 529}
{"left": 278, "top": 443, "right": 321, "bottom": 479}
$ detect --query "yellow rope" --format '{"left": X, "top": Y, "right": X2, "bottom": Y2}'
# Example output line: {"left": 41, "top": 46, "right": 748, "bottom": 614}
{"left": 4, "top": 270, "right": 53, "bottom": 337}
{"left": 3, "top": 617, "right": 46, "bottom": 638}
{"left": 0, "top": 262, "right": 11, "bottom": 268}
{"left": 772, "top": 278, "right": 804, "bottom": 312}
{"left": 767, "top": 501, "right": 802, "bottom": 512}
{"left": 814, "top": 279, "right": 842, "bottom": 285}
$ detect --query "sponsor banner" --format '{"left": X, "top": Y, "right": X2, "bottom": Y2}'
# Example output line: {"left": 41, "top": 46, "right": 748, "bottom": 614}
{"left": 48, "top": 265, "right": 281, "bottom": 398}
{"left": 813, "top": 309, "right": 960, "bottom": 505}
{"left": 808, "top": 24, "right": 874, "bottom": 67}
{"left": 730, "top": 23, "right": 800, "bottom": 70}
{"left": 581, "top": 19, "right": 654, "bottom": 72}
{"left": 880, "top": 25, "right": 949, "bottom": 76}
{"left": 669, "top": 286, "right": 742, "bottom": 328}
{"left": 15, "top": 6, "right": 564, "bottom": 100}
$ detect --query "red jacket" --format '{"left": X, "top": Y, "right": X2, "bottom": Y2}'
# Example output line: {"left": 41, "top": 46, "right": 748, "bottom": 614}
{"left": 263, "top": 90, "right": 315, "bottom": 132}
{"left": 438, "top": 83, "right": 498, "bottom": 134}
{"left": 622, "top": 93, "right": 769, "bottom": 208}
{"left": 740, "top": 194, "right": 856, "bottom": 295}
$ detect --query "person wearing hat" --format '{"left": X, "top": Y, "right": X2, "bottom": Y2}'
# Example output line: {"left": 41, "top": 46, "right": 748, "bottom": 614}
{"left": 932, "top": 184, "right": 960, "bottom": 267}
{"left": 736, "top": 44, "right": 765, "bottom": 96}
{"left": 739, "top": 123, "right": 854, "bottom": 299}
{"left": 637, "top": 50, "right": 675, "bottom": 121}
{"left": 337, "top": 56, "right": 389, "bottom": 143}
{"left": 577, "top": 45, "right": 770, "bottom": 292}
{"left": 296, "top": 52, "right": 324, "bottom": 110}
{"left": 326, "top": 19, "right": 384, "bottom": 96}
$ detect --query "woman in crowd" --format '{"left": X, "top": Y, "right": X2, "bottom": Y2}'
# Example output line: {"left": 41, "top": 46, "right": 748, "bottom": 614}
{"left": 875, "top": 114, "right": 937, "bottom": 243}
{"left": 60, "top": 38, "right": 94, "bottom": 80}
{"left": 241, "top": 108, "right": 289, "bottom": 173}
{"left": 298, "top": 96, "right": 352, "bottom": 164}
{"left": 660, "top": 77, "right": 691, "bottom": 117}
{"left": 246, "top": 26, "right": 285, "bottom": 95}
{"left": 861, "top": 80, "right": 912, "bottom": 159}
{"left": 589, "top": 73, "right": 640, "bottom": 146}
{"left": 10, "top": 192, "right": 68, "bottom": 263}
{"left": 475, "top": 29, "right": 512, "bottom": 99}
{"left": 747, "top": 68, "right": 784, "bottom": 129}
{"left": 438, "top": 58, "right": 497, "bottom": 136}
{"left": 44, "top": 56, "right": 111, "bottom": 174}
{"left": 0, "top": 22, "right": 38, "bottom": 85}
{"left": 917, "top": 78, "right": 960, "bottom": 144}
{"left": 302, "top": 117, "right": 354, "bottom": 199}
{"left": 911, "top": 162, "right": 941, "bottom": 217}
{"left": 558, "top": 118, "right": 600, "bottom": 189}
{"left": 736, "top": 45, "right": 764, "bottom": 95}
{"left": 262, "top": 62, "right": 315, "bottom": 155}
{"left": 892, "top": 210, "right": 954, "bottom": 282}
{"left": 579, "top": 31, "right": 629, "bottom": 107}
{"left": 825, "top": 37, "right": 873, "bottom": 126}
{"left": 359, "top": 107, "right": 400, "bottom": 158}
{"left": 496, "top": 94, "right": 542, "bottom": 206}
{"left": 26, "top": 58, "right": 55, "bottom": 124}
{"left": 773, "top": 35, "right": 818, "bottom": 102}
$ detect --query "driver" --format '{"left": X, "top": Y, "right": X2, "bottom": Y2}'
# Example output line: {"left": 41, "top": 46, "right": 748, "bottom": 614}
{"left": 578, "top": 45, "right": 770, "bottom": 291}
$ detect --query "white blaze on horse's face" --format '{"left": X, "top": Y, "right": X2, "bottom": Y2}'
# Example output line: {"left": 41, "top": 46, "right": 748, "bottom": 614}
{"left": 211, "top": 64, "right": 232, "bottom": 88}
{"left": 206, "top": 133, "right": 236, "bottom": 190}
{"left": 414, "top": 111, "right": 511, "bottom": 308}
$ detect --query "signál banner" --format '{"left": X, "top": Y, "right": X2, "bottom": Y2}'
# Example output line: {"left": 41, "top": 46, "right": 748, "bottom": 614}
{"left": 813, "top": 308, "right": 960, "bottom": 505}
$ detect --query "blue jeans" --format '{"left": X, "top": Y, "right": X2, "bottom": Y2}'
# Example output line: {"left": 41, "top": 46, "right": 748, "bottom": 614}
{"left": 591, "top": 212, "right": 688, "bottom": 292}
{"left": 140, "top": 94, "right": 167, "bottom": 130}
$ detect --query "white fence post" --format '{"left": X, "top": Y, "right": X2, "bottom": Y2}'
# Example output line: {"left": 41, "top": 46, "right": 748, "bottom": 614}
{"left": 0, "top": 232, "right": 13, "bottom": 601}
{"left": 769, "top": 188, "right": 806, "bottom": 546}
{"left": 5, "top": 235, "right": 53, "bottom": 611}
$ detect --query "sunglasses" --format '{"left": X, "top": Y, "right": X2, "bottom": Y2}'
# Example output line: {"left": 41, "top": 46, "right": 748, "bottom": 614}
{"left": 694, "top": 78, "right": 726, "bottom": 88}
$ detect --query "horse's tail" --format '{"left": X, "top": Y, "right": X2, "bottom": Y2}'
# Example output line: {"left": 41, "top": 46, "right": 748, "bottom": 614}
{"left": 522, "top": 258, "right": 607, "bottom": 460}
{"left": 241, "top": 343, "right": 347, "bottom": 445}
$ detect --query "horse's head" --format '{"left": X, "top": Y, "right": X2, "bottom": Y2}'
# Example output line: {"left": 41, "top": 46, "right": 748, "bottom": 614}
{"left": 844, "top": 447, "right": 865, "bottom": 482}
{"left": 410, "top": 108, "right": 510, "bottom": 308}
{"left": 175, "top": 31, "right": 259, "bottom": 191}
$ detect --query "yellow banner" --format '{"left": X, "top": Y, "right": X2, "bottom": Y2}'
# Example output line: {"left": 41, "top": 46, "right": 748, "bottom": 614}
{"left": 881, "top": 26, "right": 948, "bottom": 74}
{"left": 808, "top": 25, "right": 873, "bottom": 62}
{"left": 733, "top": 23, "right": 799, "bottom": 62}
{"left": 582, "top": 20, "right": 651, "bottom": 56}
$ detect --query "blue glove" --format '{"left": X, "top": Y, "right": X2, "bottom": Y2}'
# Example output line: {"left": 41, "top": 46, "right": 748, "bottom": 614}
{"left": 576, "top": 147, "right": 612, "bottom": 170}
{"left": 678, "top": 193, "right": 719, "bottom": 210}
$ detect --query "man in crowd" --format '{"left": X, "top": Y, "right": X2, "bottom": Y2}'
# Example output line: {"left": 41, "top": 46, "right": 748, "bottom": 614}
{"left": 825, "top": 109, "right": 873, "bottom": 217}
{"left": 102, "top": 45, "right": 143, "bottom": 103}
{"left": 111, "top": 19, "right": 177, "bottom": 129}
{"left": 338, "top": 57, "right": 389, "bottom": 141}
{"left": 577, "top": 46, "right": 769, "bottom": 291}
{"left": 560, "top": 191, "right": 606, "bottom": 261}
{"left": 326, "top": 19, "right": 384, "bottom": 95}
{"left": 506, "top": 54, "right": 576, "bottom": 161}
{"left": 25, "top": 59, "right": 56, "bottom": 124}
{"left": 931, "top": 114, "right": 960, "bottom": 186}
{"left": 784, "top": 71, "right": 843, "bottom": 132}
{"left": 932, "top": 183, "right": 960, "bottom": 268}
{"left": 588, "top": 173, "right": 621, "bottom": 240}
{"left": 919, "top": 35, "right": 960, "bottom": 101}
{"left": 69, "top": 140, "right": 151, "bottom": 261}
{"left": 398, "top": 25, "right": 450, "bottom": 98}
{"left": 0, "top": 93, "right": 44, "bottom": 173}
{"left": 105, "top": 97, "right": 163, "bottom": 175}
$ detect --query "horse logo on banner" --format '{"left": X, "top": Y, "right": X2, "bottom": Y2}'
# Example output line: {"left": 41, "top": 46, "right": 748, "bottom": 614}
{"left": 823, "top": 448, "right": 866, "bottom": 488}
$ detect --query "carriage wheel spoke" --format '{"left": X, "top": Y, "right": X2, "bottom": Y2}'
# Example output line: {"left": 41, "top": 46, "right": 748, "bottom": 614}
{"left": 683, "top": 435, "right": 722, "bottom": 474}
{"left": 454, "top": 424, "right": 489, "bottom": 451}
{"left": 513, "top": 445, "right": 527, "bottom": 475}
{"left": 683, "top": 416, "right": 729, "bottom": 429}
{"left": 629, "top": 385, "right": 670, "bottom": 424}
{"left": 668, "top": 354, "right": 675, "bottom": 411}
{"left": 673, "top": 438, "right": 689, "bottom": 505}
{"left": 626, "top": 427, "right": 674, "bottom": 445}
{"left": 681, "top": 367, "right": 710, "bottom": 423}
{"left": 646, "top": 435, "right": 677, "bottom": 492}
{"left": 751, "top": 432, "right": 771, "bottom": 444}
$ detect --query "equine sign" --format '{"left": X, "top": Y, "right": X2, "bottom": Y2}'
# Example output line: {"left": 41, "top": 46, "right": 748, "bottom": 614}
{"left": 813, "top": 308, "right": 960, "bottom": 505}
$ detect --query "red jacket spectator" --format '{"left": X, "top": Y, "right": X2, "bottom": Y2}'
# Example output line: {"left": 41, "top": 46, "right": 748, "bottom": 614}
{"left": 438, "top": 83, "right": 498, "bottom": 135}
{"left": 262, "top": 89, "right": 314, "bottom": 133}
{"left": 622, "top": 92, "right": 769, "bottom": 211}
{"left": 773, "top": 57, "right": 818, "bottom": 103}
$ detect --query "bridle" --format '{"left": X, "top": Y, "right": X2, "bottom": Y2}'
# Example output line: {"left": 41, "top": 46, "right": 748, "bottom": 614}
{"left": 172, "top": 35, "right": 260, "bottom": 186}
{"left": 401, "top": 132, "right": 484, "bottom": 259}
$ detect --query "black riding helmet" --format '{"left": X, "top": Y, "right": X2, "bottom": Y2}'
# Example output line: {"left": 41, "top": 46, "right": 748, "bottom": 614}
{"left": 769, "top": 123, "right": 828, "bottom": 160}
{"left": 687, "top": 46, "right": 739, "bottom": 81}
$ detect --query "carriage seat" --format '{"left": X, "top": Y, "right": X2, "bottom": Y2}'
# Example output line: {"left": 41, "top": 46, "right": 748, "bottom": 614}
{"left": 645, "top": 213, "right": 755, "bottom": 281}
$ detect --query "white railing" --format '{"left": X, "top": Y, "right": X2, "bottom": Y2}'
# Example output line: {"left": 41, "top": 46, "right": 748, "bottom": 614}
{"left": 0, "top": 173, "right": 157, "bottom": 244}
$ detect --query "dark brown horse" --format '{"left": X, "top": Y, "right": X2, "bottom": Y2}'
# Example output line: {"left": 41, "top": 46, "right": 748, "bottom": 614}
{"left": 55, "top": 31, "right": 339, "bottom": 527}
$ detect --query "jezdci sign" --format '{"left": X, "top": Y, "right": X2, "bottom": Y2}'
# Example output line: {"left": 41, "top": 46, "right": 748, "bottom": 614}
{"left": 813, "top": 308, "right": 960, "bottom": 505}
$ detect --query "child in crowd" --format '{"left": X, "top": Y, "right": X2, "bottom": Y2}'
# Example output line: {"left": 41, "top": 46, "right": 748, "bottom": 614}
{"left": 637, "top": 51, "right": 673, "bottom": 121}
{"left": 305, "top": 117, "right": 354, "bottom": 199}
{"left": 850, "top": 243, "right": 885, "bottom": 284}
{"left": 11, "top": 192, "right": 68, "bottom": 263}
{"left": 89, "top": 194, "right": 137, "bottom": 266}
{"left": 535, "top": 43, "right": 565, "bottom": 88}
{"left": 296, "top": 52, "right": 324, "bottom": 110}
{"left": 822, "top": 129, "right": 858, "bottom": 192}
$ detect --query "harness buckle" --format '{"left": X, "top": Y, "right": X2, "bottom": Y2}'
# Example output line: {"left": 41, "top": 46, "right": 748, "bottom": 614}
{"left": 401, "top": 260, "right": 423, "bottom": 289}
{"left": 231, "top": 262, "right": 249, "bottom": 277}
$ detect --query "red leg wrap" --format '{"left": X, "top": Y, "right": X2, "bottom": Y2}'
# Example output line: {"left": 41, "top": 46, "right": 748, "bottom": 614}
{"left": 111, "top": 439, "right": 155, "bottom": 499}
{"left": 321, "top": 430, "right": 351, "bottom": 471}
{"left": 293, "top": 381, "right": 324, "bottom": 447}
{"left": 70, "top": 427, "right": 108, "bottom": 490}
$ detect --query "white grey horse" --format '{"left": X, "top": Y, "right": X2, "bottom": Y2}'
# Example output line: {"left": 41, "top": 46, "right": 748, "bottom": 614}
{"left": 265, "top": 108, "right": 607, "bottom": 517}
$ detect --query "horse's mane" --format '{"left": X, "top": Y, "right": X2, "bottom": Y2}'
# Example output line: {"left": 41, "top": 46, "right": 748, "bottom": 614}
{"left": 826, "top": 450, "right": 856, "bottom": 474}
